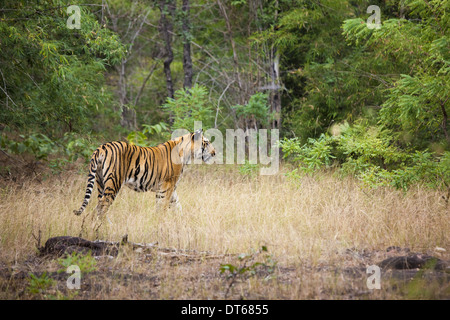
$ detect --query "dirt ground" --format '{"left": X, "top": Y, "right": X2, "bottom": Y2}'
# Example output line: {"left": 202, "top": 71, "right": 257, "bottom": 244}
{"left": 1, "top": 237, "right": 448, "bottom": 300}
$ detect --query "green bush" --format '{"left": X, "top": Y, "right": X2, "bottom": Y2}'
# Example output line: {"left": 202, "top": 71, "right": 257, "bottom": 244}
{"left": 27, "top": 272, "right": 56, "bottom": 295}
{"left": 280, "top": 121, "right": 450, "bottom": 190}
{"left": 127, "top": 122, "right": 170, "bottom": 147}
{"left": 238, "top": 160, "right": 260, "bottom": 178}
{"left": 279, "top": 134, "right": 336, "bottom": 174}
{"left": 0, "top": 133, "right": 56, "bottom": 161}
{"left": 232, "top": 92, "right": 274, "bottom": 128}
{"left": 219, "top": 246, "right": 277, "bottom": 298}
{"left": 57, "top": 251, "right": 97, "bottom": 274}
{"left": 0, "top": 129, "right": 99, "bottom": 173}
{"left": 0, "top": 1, "right": 125, "bottom": 134}
{"left": 162, "top": 84, "right": 214, "bottom": 131}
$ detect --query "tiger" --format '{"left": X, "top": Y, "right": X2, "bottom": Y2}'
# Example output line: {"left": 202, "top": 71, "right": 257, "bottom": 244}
{"left": 73, "top": 129, "right": 215, "bottom": 230}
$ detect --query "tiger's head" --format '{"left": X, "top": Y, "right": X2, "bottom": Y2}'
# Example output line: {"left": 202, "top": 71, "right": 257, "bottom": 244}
{"left": 175, "top": 129, "right": 216, "bottom": 165}
{"left": 192, "top": 129, "right": 216, "bottom": 164}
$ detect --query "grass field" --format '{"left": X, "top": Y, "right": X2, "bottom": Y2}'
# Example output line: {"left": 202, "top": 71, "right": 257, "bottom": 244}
{"left": 0, "top": 164, "right": 448, "bottom": 299}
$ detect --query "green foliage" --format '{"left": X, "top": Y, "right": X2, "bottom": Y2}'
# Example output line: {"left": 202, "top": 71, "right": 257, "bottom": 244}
{"left": 220, "top": 246, "right": 277, "bottom": 278}
{"left": 220, "top": 246, "right": 277, "bottom": 297}
{"left": 230, "top": 0, "right": 247, "bottom": 7}
{"left": 277, "top": 0, "right": 449, "bottom": 191}
{"left": 27, "top": 272, "right": 56, "bottom": 295}
{"left": 0, "top": 133, "right": 56, "bottom": 161}
{"left": 342, "top": 0, "right": 450, "bottom": 148}
{"left": 280, "top": 121, "right": 450, "bottom": 190}
{"left": 127, "top": 122, "right": 170, "bottom": 146}
{"left": 279, "top": 134, "right": 336, "bottom": 174}
{"left": 0, "top": 129, "right": 98, "bottom": 174}
{"left": 162, "top": 84, "right": 214, "bottom": 131}
{"left": 57, "top": 251, "right": 97, "bottom": 274}
{"left": 61, "top": 133, "right": 97, "bottom": 162}
{"left": 337, "top": 122, "right": 407, "bottom": 171}
{"left": 258, "top": 0, "right": 383, "bottom": 141}
{"left": 381, "top": 73, "right": 449, "bottom": 146}
{"left": 0, "top": 0, "right": 126, "bottom": 135}
{"left": 357, "top": 150, "right": 450, "bottom": 190}
{"left": 220, "top": 246, "right": 276, "bottom": 275}
{"left": 238, "top": 160, "right": 260, "bottom": 178}
{"left": 344, "top": 128, "right": 450, "bottom": 190}
{"left": 233, "top": 92, "right": 273, "bottom": 128}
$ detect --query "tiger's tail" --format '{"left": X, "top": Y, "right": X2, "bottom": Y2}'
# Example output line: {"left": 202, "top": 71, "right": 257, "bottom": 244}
{"left": 73, "top": 147, "right": 105, "bottom": 216}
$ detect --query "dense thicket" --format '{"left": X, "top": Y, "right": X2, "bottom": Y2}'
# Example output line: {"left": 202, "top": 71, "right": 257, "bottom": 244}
{"left": 0, "top": 0, "right": 448, "bottom": 189}
{"left": 0, "top": 1, "right": 125, "bottom": 134}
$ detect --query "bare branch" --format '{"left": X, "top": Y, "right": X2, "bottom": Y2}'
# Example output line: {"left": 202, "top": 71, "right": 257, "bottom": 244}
{"left": 215, "top": 80, "right": 235, "bottom": 128}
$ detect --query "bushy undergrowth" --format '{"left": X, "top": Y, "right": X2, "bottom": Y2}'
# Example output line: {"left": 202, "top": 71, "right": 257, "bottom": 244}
{"left": 280, "top": 122, "right": 450, "bottom": 191}
{"left": 0, "top": 121, "right": 172, "bottom": 175}
{"left": 0, "top": 129, "right": 99, "bottom": 174}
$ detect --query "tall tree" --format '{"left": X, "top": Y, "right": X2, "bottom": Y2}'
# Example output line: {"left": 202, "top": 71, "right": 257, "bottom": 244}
{"left": 181, "top": 0, "right": 193, "bottom": 90}
{"left": 103, "top": 0, "right": 155, "bottom": 130}
{"left": 159, "top": 0, "right": 176, "bottom": 99}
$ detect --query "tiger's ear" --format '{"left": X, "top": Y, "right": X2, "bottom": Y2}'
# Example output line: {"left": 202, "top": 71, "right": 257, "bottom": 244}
{"left": 193, "top": 129, "right": 203, "bottom": 141}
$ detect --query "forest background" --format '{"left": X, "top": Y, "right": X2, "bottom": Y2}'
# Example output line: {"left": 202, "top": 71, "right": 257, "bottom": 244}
{"left": 0, "top": 0, "right": 449, "bottom": 191}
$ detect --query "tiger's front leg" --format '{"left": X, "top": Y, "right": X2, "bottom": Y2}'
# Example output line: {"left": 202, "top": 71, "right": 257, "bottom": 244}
{"left": 169, "top": 190, "right": 182, "bottom": 213}
{"left": 155, "top": 189, "right": 173, "bottom": 213}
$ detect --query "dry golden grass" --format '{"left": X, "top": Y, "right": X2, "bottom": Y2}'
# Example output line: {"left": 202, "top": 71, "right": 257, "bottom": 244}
{"left": 0, "top": 164, "right": 448, "bottom": 299}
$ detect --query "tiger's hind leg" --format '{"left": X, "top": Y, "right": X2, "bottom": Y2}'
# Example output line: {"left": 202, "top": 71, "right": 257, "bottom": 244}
{"left": 94, "top": 163, "right": 106, "bottom": 220}
{"left": 96, "top": 174, "right": 105, "bottom": 202}
{"left": 94, "top": 194, "right": 114, "bottom": 232}
{"left": 79, "top": 175, "right": 105, "bottom": 237}
{"left": 93, "top": 178, "right": 120, "bottom": 235}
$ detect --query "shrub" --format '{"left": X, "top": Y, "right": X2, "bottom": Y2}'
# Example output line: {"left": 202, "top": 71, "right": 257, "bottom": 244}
{"left": 162, "top": 84, "right": 214, "bottom": 131}
{"left": 127, "top": 122, "right": 170, "bottom": 147}
{"left": 279, "top": 134, "right": 336, "bottom": 174}
{"left": 57, "top": 251, "right": 97, "bottom": 274}
{"left": 280, "top": 121, "right": 450, "bottom": 190}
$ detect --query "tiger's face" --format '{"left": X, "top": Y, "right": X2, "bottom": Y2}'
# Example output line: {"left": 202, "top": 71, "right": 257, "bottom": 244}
{"left": 192, "top": 129, "right": 215, "bottom": 164}
{"left": 201, "top": 135, "right": 216, "bottom": 164}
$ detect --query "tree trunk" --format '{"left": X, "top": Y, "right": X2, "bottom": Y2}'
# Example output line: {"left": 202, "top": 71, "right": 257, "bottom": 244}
{"left": 270, "top": 49, "right": 281, "bottom": 130}
{"left": 121, "top": 107, "right": 137, "bottom": 129}
{"left": 270, "top": 1, "right": 281, "bottom": 130}
{"left": 182, "top": 0, "right": 193, "bottom": 90}
{"left": 440, "top": 97, "right": 449, "bottom": 144}
{"left": 118, "top": 60, "right": 137, "bottom": 130}
{"left": 159, "top": 0, "right": 176, "bottom": 100}
{"left": 104, "top": 1, "right": 151, "bottom": 131}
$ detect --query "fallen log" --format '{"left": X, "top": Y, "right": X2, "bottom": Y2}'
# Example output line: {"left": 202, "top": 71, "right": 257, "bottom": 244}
{"left": 39, "top": 236, "right": 122, "bottom": 257}
{"left": 378, "top": 254, "right": 447, "bottom": 270}
{"left": 39, "top": 235, "right": 230, "bottom": 260}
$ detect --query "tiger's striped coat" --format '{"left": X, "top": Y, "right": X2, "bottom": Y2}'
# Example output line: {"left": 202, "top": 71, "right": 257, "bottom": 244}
{"left": 73, "top": 130, "right": 215, "bottom": 230}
